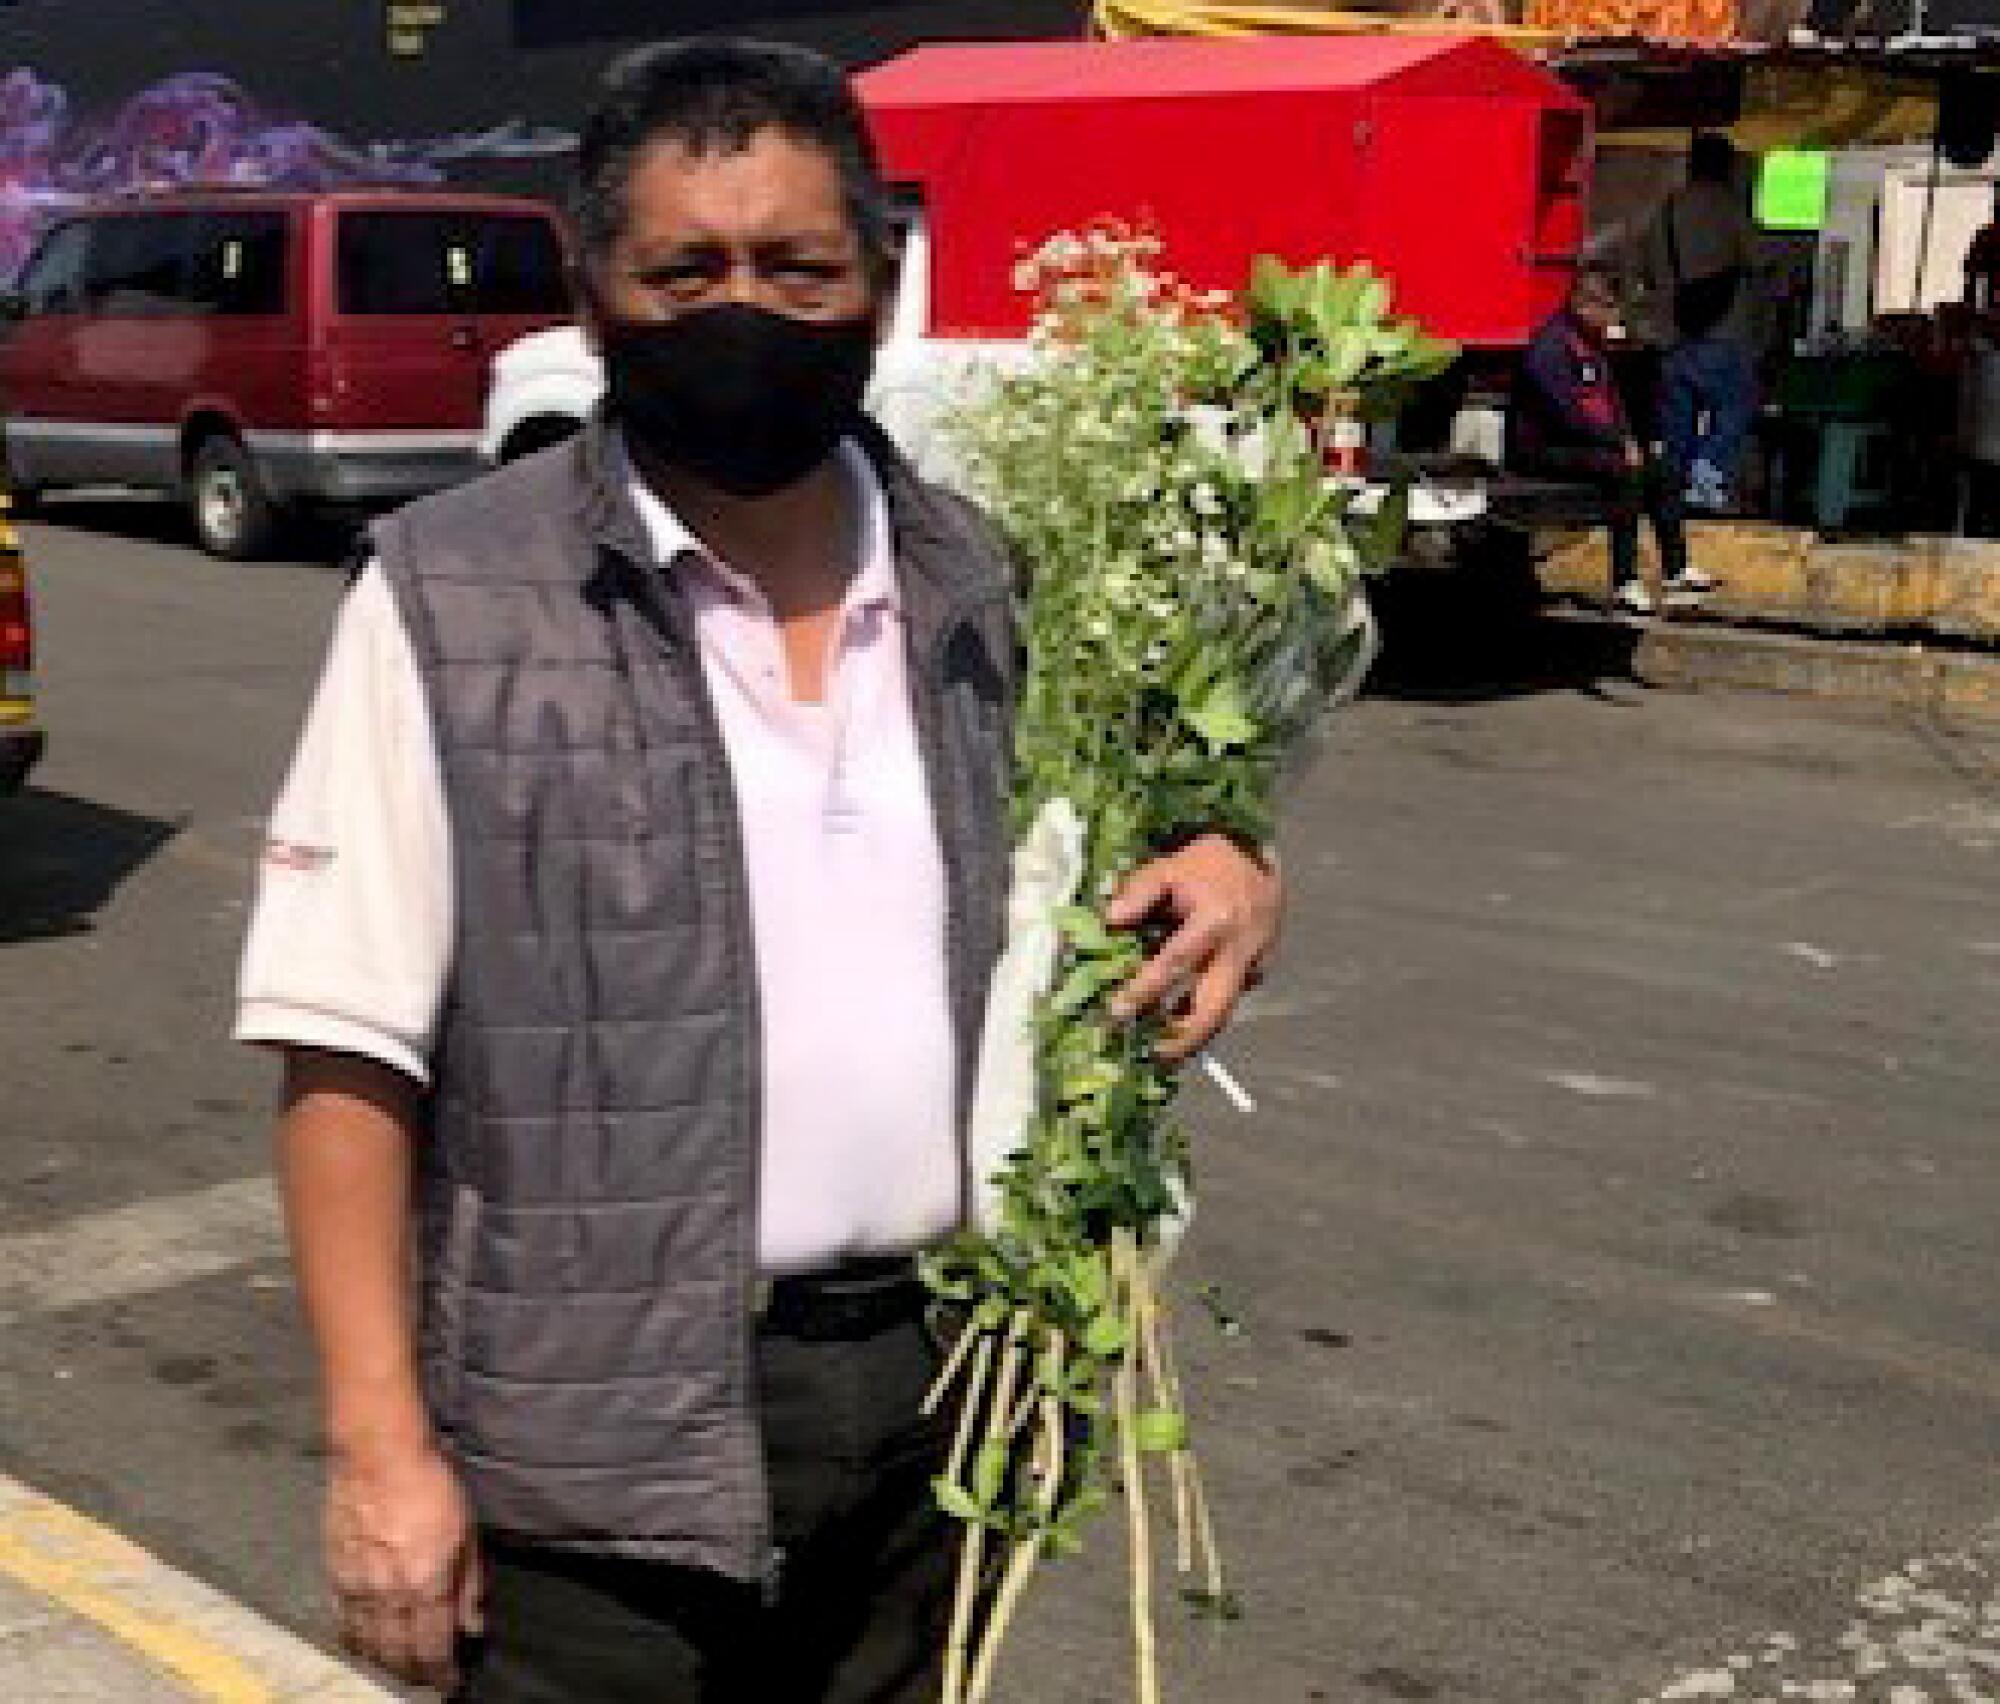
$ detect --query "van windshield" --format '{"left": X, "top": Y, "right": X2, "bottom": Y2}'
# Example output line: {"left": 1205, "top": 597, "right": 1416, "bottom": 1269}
{"left": 337, "top": 211, "right": 569, "bottom": 317}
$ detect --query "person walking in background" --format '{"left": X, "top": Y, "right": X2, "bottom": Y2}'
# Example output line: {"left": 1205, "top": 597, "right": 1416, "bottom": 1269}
{"left": 1964, "top": 184, "right": 2000, "bottom": 322}
{"left": 1512, "top": 266, "right": 1710, "bottom": 615}
{"left": 234, "top": 38, "right": 1281, "bottom": 1704}
{"left": 1645, "top": 131, "right": 1760, "bottom": 513}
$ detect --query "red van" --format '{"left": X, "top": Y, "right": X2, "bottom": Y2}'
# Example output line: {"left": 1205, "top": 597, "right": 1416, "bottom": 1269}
{"left": 0, "top": 189, "right": 573, "bottom": 557}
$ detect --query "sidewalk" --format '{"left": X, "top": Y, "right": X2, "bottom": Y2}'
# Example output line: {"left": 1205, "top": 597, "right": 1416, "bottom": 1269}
{"left": 1547, "top": 605, "right": 2000, "bottom": 720}
{"left": 0, "top": 1476, "right": 391, "bottom": 1703}
{"left": 1538, "top": 517, "right": 2000, "bottom": 644}
{"left": 1532, "top": 518, "right": 2000, "bottom": 720}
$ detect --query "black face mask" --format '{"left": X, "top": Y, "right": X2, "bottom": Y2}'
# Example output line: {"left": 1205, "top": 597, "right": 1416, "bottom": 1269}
{"left": 600, "top": 303, "right": 876, "bottom": 498}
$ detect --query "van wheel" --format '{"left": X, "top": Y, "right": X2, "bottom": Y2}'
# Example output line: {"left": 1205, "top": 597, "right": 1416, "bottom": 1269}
{"left": 189, "top": 435, "right": 276, "bottom": 560}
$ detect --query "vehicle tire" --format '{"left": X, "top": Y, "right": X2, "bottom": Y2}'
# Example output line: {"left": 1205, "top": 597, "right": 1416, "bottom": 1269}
{"left": 501, "top": 414, "right": 583, "bottom": 463}
{"left": 188, "top": 434, "right": 277, "bottom": 560}
{"left": 2, "top": 439, "right": 42, "bottom": 519}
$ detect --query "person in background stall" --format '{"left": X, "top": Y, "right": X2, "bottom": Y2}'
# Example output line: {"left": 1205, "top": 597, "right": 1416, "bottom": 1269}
{"left": 1963, "top": 184, "right": 2000, "bottom": 323}
{"left": 1644, "top": 131, "right": 1761, "bottom": 514}
{"left": 1512, "top": 266, "right": 1714, "bottom": 615}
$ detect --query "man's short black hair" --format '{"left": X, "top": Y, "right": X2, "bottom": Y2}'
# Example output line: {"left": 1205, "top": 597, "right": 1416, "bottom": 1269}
{"left": 573, "top": 37, "right": 894, "bottom": 279}
{"left": 1688, "top": 131, "right": 1737, "bottom": 185}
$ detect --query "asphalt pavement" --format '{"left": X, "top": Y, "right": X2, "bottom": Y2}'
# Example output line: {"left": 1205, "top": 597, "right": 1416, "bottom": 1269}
{"left": 0, "top": 495, "right": 1995, "bottom": 1703}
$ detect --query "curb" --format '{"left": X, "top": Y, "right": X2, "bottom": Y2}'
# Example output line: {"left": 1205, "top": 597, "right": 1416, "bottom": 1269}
{"left": 0, "top": 1476, "right": 392, "bottom": 1702}
{"left": 1543, "top": 607, "right": 2000, "bottom": 721}
{"left": 1536, "top": 521, "right": 2000, "bottom": 644}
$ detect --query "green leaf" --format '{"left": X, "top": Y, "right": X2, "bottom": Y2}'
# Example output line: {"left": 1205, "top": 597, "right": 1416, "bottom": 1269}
{"left": 933, "top": 1477, "right": 987, "bottom": 1524}
{"left": 1130, "top": 1408, "right": 1189, "bottom": 1453}
{"left": 1184, "top": 677, "right": 1259, "bottom": 754}
{"left": 1247, "top": 253, "right": 1293, "bottom": 320}
{"left": 1048, "top": 958, "right": 1114, "bottom": 1017}
{"left": 1358, "top": 481, "right": 1412, "bottom": 569}
{"left": 1055, "top": 906, "right": 1115, "bottom": 953}
{"left": 1325, "top": 327, "right": 1369, "bottom": 387}
{"left": 1408, "top": 333, "right": 1461, "bottom": 377}
{"left": 972, "top": 1439, "right": 1011, "bottom": 1507}
{"left": 1047, "top": 1524, "right": 1087, "bottom": 1558}
{"left": 1354, "top": 270, "right": 1390, "bottom": 326}
{"left": 1310, "top": 262, "right": 1360, "bottom": 331}
{"left": 1082, "top": 1313, "right": 1130, "bottom": 1359}
{"left": 1255, "top": 468, "right": 1325, "bottom": 542}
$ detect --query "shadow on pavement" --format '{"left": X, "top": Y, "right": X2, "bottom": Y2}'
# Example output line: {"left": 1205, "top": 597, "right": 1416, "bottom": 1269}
{"left": 22, "top": 494, "right": 360, "bottom": 567}
{"left": 0, "top": 789, "right": 178, "bottom": 945}
{"left": 1367, "top": 532, "right": 1645, "bottom": 705}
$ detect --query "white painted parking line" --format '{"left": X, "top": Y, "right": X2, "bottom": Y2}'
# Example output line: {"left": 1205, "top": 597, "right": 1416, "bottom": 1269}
{"left": 1638, "top": 1526, "right": 2000, "bottom": 1703}
{"left": 0, "top": 1177, "right": 282, "bottom": 1322}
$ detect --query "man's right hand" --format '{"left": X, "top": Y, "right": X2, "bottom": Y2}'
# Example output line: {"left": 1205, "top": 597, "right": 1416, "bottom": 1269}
{"left": 324, "top": 1440, "right": 482, "bottom": 1693}
{"left": 1622, "top": 439, "right": 1646, "bottom": 471}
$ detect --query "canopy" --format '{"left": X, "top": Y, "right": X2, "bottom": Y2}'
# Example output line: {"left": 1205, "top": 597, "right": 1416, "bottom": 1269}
{"left": 1564, "top": 44, "right": 1949, "bottom": 148}
{"left": 1092, "top": 0, "right": 1994, "bottom": 149}
{"left": 1093, "top": 0, "right": 1568, "bottom": 46}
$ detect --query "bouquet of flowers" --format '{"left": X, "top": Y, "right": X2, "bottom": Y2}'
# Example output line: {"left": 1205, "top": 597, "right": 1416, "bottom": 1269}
{"left": 921, "top": 226, "right": 1456, "bottom": 1704}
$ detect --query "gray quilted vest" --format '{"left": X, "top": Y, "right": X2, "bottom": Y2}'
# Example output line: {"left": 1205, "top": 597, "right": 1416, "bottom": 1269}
{"left": 371, "top": 416, "right": 1015, "bottom": 1580}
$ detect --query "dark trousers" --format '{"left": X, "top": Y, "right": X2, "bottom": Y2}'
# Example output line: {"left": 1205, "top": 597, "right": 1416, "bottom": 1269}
{"left": 452, "top": 1280, "right": 955, "bottom": 1704}
{"left": 1523, "top": 446, "right": 1688, "bottom": 589}
{"left": 1660, "top": 336, "right": 1757, "bottom": 488}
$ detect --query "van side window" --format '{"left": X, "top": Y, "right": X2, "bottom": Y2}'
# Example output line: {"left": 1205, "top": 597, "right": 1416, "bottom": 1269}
{"left": 186, "top": 212, "right": 288, "bottom": 317}
{"left": 85, "top": 214, "right": 189, "bottom": 317}
{"left": 471, "top": 216, "right": 570, "bottom": 316}
{"left": 18, "top": 221, "right": 91, "bottom": 317}
{"left": 338, "top": 210, "right": 567, "bottom": 316}
{"left": 340, "top": 212, "right": 467, "bottom": 316}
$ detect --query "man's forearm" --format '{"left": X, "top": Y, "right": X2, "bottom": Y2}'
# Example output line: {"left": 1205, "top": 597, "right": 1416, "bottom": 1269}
{"left": 277, "top": 1050, "right": 431, "bottom": 1462}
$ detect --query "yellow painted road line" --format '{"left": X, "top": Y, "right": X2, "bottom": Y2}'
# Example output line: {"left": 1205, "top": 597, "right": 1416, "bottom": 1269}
{"left": 0, "top": 1477, "right": 389, "bottom": 1701}
{"left": 0, "top": 1490, "right": 275, "bottom": 1701}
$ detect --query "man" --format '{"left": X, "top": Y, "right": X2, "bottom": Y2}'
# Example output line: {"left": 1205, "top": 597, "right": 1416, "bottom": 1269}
{"left": 1644, "top": 131, "right": 1760, "bottom": 513}
{"left": 1512, "top": 266, "right": 1709, "bottom": 615}
{"left": 235, "top": 39, "right": 1282, "bottom": 1704}
{"left": 1964, "top": 185, "right": 2000, "bottom": 321}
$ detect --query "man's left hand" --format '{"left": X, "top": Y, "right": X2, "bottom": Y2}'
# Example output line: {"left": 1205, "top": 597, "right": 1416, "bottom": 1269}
{"left": 1106, "top": 834, "right": 1282, "bottom": 1063}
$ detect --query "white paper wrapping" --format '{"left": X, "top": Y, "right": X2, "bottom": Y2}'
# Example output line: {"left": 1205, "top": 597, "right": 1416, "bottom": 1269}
{"left": 965, "top": 797, "right": 1192, "bottom": 1255}
{"left": 965, "top": 797, "right": 1085, "bottom": 1235}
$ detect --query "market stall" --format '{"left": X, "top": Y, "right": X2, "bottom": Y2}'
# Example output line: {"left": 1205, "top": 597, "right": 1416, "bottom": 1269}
{"left": 1565, "top": 38, "right": 2000, "bottom": 535}
{"left": 1092, "top": 0, "right": 2000, "bottom": 537}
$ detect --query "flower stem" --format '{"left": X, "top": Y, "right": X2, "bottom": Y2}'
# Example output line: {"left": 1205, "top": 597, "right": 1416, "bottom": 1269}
{"left": 924, "top": 1312, "right": 981, "bottom": 1417}
{"left": 1114, "top": 1233, "right": 1161, "bottom": 1704}
{"left": 1136, "top": 1269, "right": 1195, "bottom": 1576}
{"left": 944, "top": 1313, "right": 1027, "bottom": 1704}
{"left": 944, "top": 1333, "right": 996, "bottom": 1488}
{"left": 966, "top": 1380, "right": 1066, "bottom": 1704}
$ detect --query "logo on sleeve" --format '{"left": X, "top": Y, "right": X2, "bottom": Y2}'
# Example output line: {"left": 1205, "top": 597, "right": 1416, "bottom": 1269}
{"left": 262, "top": 838, "right": 337, "bottom": 873}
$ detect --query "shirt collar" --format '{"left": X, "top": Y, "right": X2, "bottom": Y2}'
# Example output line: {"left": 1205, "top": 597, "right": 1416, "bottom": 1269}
{"left": 613, "top": 430, "right": 900, "bottom": 618}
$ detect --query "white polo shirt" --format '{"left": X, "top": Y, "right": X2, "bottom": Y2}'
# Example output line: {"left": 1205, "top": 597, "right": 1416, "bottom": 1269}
{"left": 236, "top": 441, "right": 963, "bottom": 1275}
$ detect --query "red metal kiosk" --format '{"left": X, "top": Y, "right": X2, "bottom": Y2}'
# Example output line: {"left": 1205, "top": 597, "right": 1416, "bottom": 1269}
{"left": 858, "top": 34, "right": 1593, "bottom": 350}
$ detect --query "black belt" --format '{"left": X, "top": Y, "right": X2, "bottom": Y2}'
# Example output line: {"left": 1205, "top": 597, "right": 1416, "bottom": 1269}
{"left": 756, "top": 1256, "right": 929, "bottom": 1343}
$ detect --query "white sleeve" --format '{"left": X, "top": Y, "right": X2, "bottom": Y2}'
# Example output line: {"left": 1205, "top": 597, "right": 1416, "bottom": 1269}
{"left": 233, "top": 563, "right": 453, "bottom": 1086}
